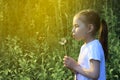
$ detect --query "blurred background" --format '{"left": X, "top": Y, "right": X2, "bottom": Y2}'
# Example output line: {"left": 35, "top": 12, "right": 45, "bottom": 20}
{"left": 0, "top": 0, "right": 120, "bottom": 80}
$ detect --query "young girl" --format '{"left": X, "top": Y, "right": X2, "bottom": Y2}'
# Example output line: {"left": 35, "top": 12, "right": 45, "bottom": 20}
{"left": 63, "top": 9, "right": 108, "bottom": 80}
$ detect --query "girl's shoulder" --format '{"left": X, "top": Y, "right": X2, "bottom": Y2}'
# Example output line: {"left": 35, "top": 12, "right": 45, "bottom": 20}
{"left": 82, "top": 39, "right": 101, "bottom": 49}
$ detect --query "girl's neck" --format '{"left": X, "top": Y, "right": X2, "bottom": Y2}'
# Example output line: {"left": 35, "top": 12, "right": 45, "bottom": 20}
{"left": 84, "top": 36, "right": 95, "bottom": 44}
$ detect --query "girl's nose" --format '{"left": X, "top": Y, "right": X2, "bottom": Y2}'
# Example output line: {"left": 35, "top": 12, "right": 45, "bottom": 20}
{"left": 72, "top": 28, "right": 75, "bottom": 33}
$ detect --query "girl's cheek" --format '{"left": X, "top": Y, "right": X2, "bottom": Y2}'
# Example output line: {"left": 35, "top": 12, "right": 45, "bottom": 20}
{"left": 77, "top": 28, "right": 84, "bottom": 35}
{"left": 77, "top": 28, "right": 86, "bottom": 39}
{"left": 75, "top": 28, "right": 82, "bottom": 38}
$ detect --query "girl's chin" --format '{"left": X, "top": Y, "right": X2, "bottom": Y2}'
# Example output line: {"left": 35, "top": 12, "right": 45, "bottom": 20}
{"left": 72, "top": 35, "right": 81, "bottom": 41}
{"left": 74, "top": 37, "right": 81, "bottom": 41}
{"left": 76, "top": 39, "right": 81, "bottom": 41}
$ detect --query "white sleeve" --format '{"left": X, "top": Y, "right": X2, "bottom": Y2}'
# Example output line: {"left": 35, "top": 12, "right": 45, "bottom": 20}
{"left": 88, "top": 44, "right": 102, "bottom": 62}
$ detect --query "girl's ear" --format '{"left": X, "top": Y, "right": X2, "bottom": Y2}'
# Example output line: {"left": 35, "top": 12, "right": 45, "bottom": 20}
{"left": 87, "top": 24, "right": 94, "bottom": 33}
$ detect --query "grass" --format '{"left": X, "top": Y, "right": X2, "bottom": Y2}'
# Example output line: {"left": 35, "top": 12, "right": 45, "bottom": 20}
{"left": 0, "top": 0, "right": 120, "bottom": 80}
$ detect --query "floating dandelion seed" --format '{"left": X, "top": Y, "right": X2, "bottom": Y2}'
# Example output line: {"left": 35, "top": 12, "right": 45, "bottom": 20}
{"left": 59, "top": 38, "right": 67, "bottom": 45}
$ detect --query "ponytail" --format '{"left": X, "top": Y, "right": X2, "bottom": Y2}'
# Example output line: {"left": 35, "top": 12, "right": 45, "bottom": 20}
{"left": 99, "top": 19, "right": 108, "bottom": 61}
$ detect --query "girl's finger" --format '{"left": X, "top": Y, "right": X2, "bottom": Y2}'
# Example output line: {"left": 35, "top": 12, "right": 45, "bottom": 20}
{"left": 64, "top": 56, "right": 68, "bottom": 58}
{"left": 63, "top": 58, "right": 65, "bottom": 60}
{"left": 64, "top": 64, "right": 67, "bottom": 67}
{"left": 63, "top": 61, "right": 66, "bottom": 64}
{"left": 64, "top": 56, "right": 69, "bottom": 60}
{"left": 63, "top": 64, "right": 66, "bottom": 67}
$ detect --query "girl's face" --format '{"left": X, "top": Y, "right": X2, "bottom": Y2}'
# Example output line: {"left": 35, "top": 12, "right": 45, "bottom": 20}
{"left": 72, "top": 16, "right": 88, "bottom": 41}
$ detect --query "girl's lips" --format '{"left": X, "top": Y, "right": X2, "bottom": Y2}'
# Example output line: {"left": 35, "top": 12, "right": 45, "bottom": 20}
{"left": 72, "top": 33, "right": 75, "bottom": 38}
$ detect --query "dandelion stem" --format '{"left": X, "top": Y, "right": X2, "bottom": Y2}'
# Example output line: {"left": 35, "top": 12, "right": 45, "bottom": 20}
{"left": 64, "top": 45, "right": 67, "bottom": 56}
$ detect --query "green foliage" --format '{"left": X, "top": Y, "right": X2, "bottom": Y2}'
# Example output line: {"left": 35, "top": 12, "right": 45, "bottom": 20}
{"left": 101, "top": 3, "right": 120, "bottom": 80}
{"left": 0, "top": 36, "right": 74, "bottom": 80}
{"left": 107, "top": 32, "right": 120, "bottom": 80}
{"left": 0, "top": 0, "right": 120, "bottom": 80}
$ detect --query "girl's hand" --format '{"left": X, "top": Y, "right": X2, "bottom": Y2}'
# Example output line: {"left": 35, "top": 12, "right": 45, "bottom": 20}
{"left": 63, "top": 56, "right": 79, "bottom": 71}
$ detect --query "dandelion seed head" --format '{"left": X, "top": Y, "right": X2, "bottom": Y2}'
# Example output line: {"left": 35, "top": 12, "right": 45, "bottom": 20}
{"left": 59, "top": 38, "right": 67, "bottom": 45}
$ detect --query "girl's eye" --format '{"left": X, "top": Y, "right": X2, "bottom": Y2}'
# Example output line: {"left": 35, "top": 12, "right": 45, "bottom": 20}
{"left": 73, "top": 24, "right": 79, "bottom": 28}
{"left": 75, "top": 25, "right": 79, "bottom": 28}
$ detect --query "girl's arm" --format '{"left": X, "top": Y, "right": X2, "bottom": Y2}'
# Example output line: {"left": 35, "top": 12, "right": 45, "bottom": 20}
{"left": 63, "top": 56, "right": 100, "bottom": 79}
{"left": 74, "top": 59, "right": 100, "bottom": 79}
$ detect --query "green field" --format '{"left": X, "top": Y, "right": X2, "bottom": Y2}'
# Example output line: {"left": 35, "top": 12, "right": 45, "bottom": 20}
{"left": 0, "top": 0, "right": 120, "bottom": 80}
